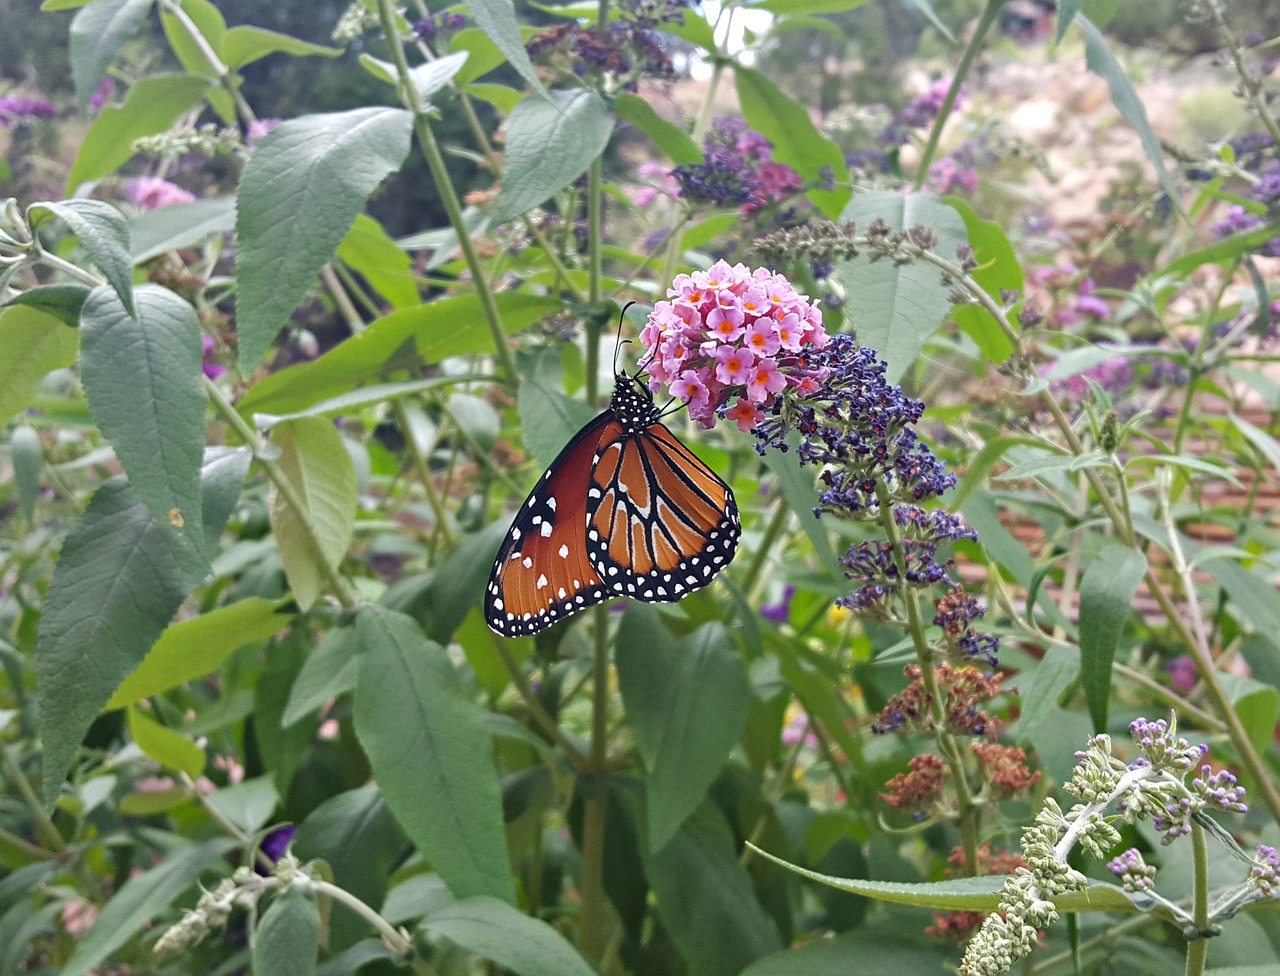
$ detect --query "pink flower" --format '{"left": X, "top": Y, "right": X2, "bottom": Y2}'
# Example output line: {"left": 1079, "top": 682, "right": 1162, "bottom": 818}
{"left": 707, "top": 304, "right": 745, "bottom": 341}
{"left": 247, "top": 118, "right": 280, "bottom": 146}
{"left": 726, "top": 399, "right": 765, "bottom": 431}
{"left": 125, "top": 177, "right": 195, "bottom": 211}
{"left": 670, "top": 369, "right": 712, "bottom": 412}
{"left": 744, "top": 319, "right": 781, "bottom": 357}
{"left": 746, "top": 357, "right": 787, "bottom": 402}
{"left": 714, "top": 345, "right": 755, "bottom": 384}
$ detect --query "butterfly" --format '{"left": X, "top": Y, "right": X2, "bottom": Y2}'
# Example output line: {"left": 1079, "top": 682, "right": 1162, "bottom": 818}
{"left": 485, "top": 371, "right": 740, "bottom": 636}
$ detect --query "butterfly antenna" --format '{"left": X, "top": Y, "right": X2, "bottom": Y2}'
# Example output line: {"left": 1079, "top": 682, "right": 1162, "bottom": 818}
{"left": 613, "top": 302, "right": 638, "bottom": 377}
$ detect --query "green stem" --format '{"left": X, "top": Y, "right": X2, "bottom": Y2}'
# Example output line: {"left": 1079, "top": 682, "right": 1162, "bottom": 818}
{"left": 578, "top": 615, "right": 611, "bottom": 961}
{"left": 313, "top": 879, "right": 435, "bottom": 973}
{"left": 737, "top": 499, "right": 789, "bottom": 601}
{"left": 491, "top": 638, "right": 586, "bottom": 767}
{"left": 911, "top": 0, "right": 1004, "bottom": 191}
{"left": 0, "top": 739, "right": 65, "bottom": 850}
{"left": 1185, "top": 820, "right": 1209, "bottom": 976}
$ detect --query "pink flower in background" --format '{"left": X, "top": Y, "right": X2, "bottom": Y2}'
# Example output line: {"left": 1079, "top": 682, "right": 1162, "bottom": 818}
{"left": 125, "top": 177, "right": 195, "bottom": 211}
{"left": 246, "top": 117, "right": 280, "bottom": 146}
{"left": 640, "top": 261, "right": 829, "bottom": 429}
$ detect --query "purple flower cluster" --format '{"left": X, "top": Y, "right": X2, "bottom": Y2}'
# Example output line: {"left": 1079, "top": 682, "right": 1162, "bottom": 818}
{"left": 526, "top": 0, "right": 687, "bottom": 87}
{"left": 1252, "top": 845, "right": 1280, "bottom": 897}
{"left": 1106, "top": 848, "right": 1157, "bottom": 892}
{"left": 0, "top": 94, "right": 56, "bottom": 127}
{"left": 1192, "top": 765, "right": 1248, "bottom": 813}
{"left": 1128, "top": 716, "right": 1208, "bottom": 773}
{"left": 412, "top": 12, "right": 467, "bottom": 41}
{"left": 878, "top": 78, "right": 960, "bottom": 147}
{"left": 671, "top": 117, "right": 803, "bottom": 214}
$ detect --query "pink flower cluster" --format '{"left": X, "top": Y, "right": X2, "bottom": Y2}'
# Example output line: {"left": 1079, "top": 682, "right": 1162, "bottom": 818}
{"left": 640, "top": 261, "right": 829, "bottom": 431}
{"left": 125, "top": 177, "right": 195, "bottom": 211}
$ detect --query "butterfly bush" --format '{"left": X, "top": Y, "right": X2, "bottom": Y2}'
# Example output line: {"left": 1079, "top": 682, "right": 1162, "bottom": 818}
{"left": 639, "top": 260, "right": 831, "bottom": 431}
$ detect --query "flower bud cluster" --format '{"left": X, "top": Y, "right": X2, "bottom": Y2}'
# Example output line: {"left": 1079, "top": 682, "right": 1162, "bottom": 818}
{"left": 1107, "top": 848, "right": 1157, "bottom": 892}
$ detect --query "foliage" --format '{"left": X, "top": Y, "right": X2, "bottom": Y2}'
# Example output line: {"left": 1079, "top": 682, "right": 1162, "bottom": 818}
{"left": 1, "top": 0, "right": 1280, "bottom": 975}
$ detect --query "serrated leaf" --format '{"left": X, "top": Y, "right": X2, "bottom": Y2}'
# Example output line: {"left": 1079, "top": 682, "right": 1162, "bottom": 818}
{"left": 614, "top": 93, "right": 702, "bottom": 164}
{"left": 616, "top": 609, "right": 750, "bottom": 851}
{"left": 29, "top": 200, "right": 135, "bottom": 316}
{"left": 734, "top": 67, "right": 850, "bottom": 219}
{"left": 1078, "top": 544, "right": 1146, "bottom": 732}
{"left": 837, "top": 191, "right": 967, "bottom": 382}
{"left": 10, "top": 425, "right": 42, "bottom": 523}
{"left": 69, "top": 0, "right": 153, "bottom": 112}
{"left": 491, "top": 90, "right": 613, "bottom": 223}
{"left": 1, "top": 283, "right": 92, "bottom": 327}
{"left": 37, "top": 481, "right": 203, "bottom": 807}
{"left": 1078, "top": 14, "right": 1183, "bottom": 219}
{"left": 130, "top": 195, "right": 236, "bottom": 263}
{"left": 126, "top": 705, "right": 205, "bottom": 778}
{"left": 336, "top": 213, "right": 419, "bottom": 309}
{"left": 237, "top": 294, "right": 561, "bottom": 415}
{"left": 282, "top": 626, "right": 359, "bottom": 726}
{"left": 66, "top": 74, "right": 211, "bottom": 193}
{"left": 353, "top": 606, "right": 514, "bottom": 904}
{"left": 236, "top": 107, "right": 413, "bottom": 369}
{"left": 253, "top": 885, "right": 321, "bottom": 976}
{"left": 517, "top": 380, "right": 598, "bottom": 471}
{"left": 80, "top": 284, "right": 206, "bottom": 554}
{"left": 221, "top": 25, "right": 341, "bottom": 70}
{"left": 0, "top": 306, "right": 78, "bottom": 426}
{"left": 462, "top": 0, "right": 548, "bottom": 97}
{"left": 295, "top": 784, "right": 407, "bottom": 951}
{"left": 267, "top": 417, "right": 358, "bottom": 611}
{"left": 108, "top": 598, "right": 288, "bottom": 708}
{"left": 426, "top": 896, "right": 596, "bottom": 976}
{"left": 61, "top": 839, "right": 236, "bottom": 976}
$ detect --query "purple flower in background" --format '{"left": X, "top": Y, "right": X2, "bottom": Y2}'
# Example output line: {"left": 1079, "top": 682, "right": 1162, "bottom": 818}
{"left": 1210, "top": 204, "right": 1262, "bottom": 240}
{"left": 202, "top": 334, "right": 227, "bottom": 380}
{"left": 125, "top": 177, "right": 195, "bottom": 211}
{"left": 878, "top": 78, "right": 961, "bottom": 147}
{"left": 88, "top": 77, "right": 114, "bottom": 114}
{"left": 1043, "top": 353, "right": 1132, "bottom": 398}
{"left": 760, "top": 584, "right": 796, "bottom": 623}
{"left": 927, "top": 157, "right": 978, "bottom": 194}
{"left": 254, "top": 824, "right": 298, "bottom": 875}
{"left": 0, "top": 94, "right": 56, "bottom": 127}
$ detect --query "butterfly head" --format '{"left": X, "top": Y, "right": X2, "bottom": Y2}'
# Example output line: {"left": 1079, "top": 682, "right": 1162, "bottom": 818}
{"left": 610, "top": 371, "right": 661, "bottom": 434}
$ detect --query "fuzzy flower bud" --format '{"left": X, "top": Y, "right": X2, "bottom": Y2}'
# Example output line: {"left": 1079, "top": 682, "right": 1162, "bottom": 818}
{"left": 1107, "top": 848, "right": 1157, "bottom": 892}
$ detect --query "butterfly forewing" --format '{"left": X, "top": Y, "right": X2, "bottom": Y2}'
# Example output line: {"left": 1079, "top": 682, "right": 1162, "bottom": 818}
{"left": 484, "top": 416, "right": 615, "bottom": 636}
{"left": 586, "top": 421, "right": 740, "bottom": 601}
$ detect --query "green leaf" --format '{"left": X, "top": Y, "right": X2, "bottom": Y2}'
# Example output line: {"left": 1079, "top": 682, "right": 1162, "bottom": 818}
{"left": 236, "top": 107, "right": 413, "bottom": 369}
{"left": 741, "top": 929, "right": 954, "bottom": 976}
{"left": 451, "top": 27, "right": 508, "bottom": 84}
{"left": 1, "top": 283, "right": 92, "bottom": 327}
{"left": 1078, "top": 544, "right": 1146, "bottom": 733}
{"left": 107, "top": 598, "right": 287, "bottom": 708}
{"left": 999, "top": 452, "right": 1110, "bottom": 480}
{"left": 238, "top": 294, "right": 560, "bottom": 416}
{"left": 644, "top": 805, "right": 782, "bottom": 976}
{"left": 759, "top": 443, "right": 841, "bottom": 579}
{"left": 10, "top": 425, "right": 42, "bottom": 523}
{"left": 751, "top": 0, "right": 871, "bottom": 12}
{"left": 1230, "top": 410, "right": 1280, "bottom": 472}
{"left": 282, "top": 626, "right": 359, "bottom": 726}
{"left": 255, "top": 628, "right": 314, "bottom": 796}
{"left": 944, "top": 196, "right": 1019, "bottom": 363}
{"left": 734, "top": 67, "right": 850, "bottom": 219}
{"left": 0, "top": 306, "right": 78, "bottom": 427}
{"left": 61, "top": 839, "right": 236, "bottom": 976}
{"left": 29, "top": 200, "right": 135, "bottom": 316}
{"left": 1078, "top": 14, "right": 1183, "bottom": 220}
{"left": 1134, "top": 453, "right": 1242, "bottom": 486}
{"left": 491, "top": 90, "right": 613, "bottom": 223}
{"left": 464, "top": 83, "right": 523, "bottom": 113}
{"left": 253, "top": 884, "right": 321, "bottom": 976}
{"left": 267, "top": 417, "right": 358, "bottom": 611}
{"left": 206, "top": 776, "right": 279, "bottom": 834}
{"left": 41, "top": 0, "right": 95, "bottom": 8}
{"left": 425, "top": 896, "right": 596, "bottom": 976}
{"left": 67, "top": 74, "right": 211, "bottom": 193}
{"left": 1013, "top": 646, "right": 1079, "bottom": 742}
{"left": 517, "top": 380, "right": 598, "bottom": 471}
{"left": 220, "top": 25, "right": 342, "bottom": 70}
{"left": 461, "top": 0, "right": 548, "bottom": 98}
{"left": 837, "top": 191, "right": 967, "bottom": 382}
{"left": 1056, "top": 0, "right": 1083, "bottom": 42}
{"left": 1159, "top": 224, "right": 1280, "bottom": 278}
{"left": 614, "top": 93, "right": 702, "bottom": 164}
{"left": 353, "top": 606, "right": 515, "bottom": 904}
{"left": 410, "top": 50, "right": 470, "bottom": 102}
{"left": 1218, "top": 673, "right": 1280, "bottom": 760}
{"left": 159, "top": 0, "right": 226, "bottom": 78}
{"left": 69, "top": 0, "right": 153, "bottom": 112}
{"left": 421, "top": 521, "right": 509, "bottom": 645}
{"left": 616, "top": 609, "right": 750, "bottom": 851}
{"left": 80, "top": 284, "right": 206, "bottom": 554}
{"left": 129, "top": 196, "right": 237, "bottom": 263}
{"left": 680, "top": 213, "right": 739, "bottom": 252}
{"left": 336, "top": 213, "right": 420, "bottom": 309}
{"left": 37, "top": 481, "right": 202, "bottom": 807}
{"left": 201, "top": 445, "right": 251, "bottom": 551}
{"left": 126, "top": 705, "right": 206, "bottom": 778}
{"left": 295, "top": 783, "right": 406, "bottom": 951}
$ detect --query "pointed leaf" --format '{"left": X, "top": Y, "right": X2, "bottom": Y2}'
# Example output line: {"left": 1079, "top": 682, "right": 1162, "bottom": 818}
{"left": 426, "top": 896, "right": 595, "bottom": 976}
{"left": 1, "top": 283, "right": 91, "bottom": 327}
{"left": 80, "top": 284, "right": 206, "bottom": 554}
{"left": 282, "top": 626, "right": 359, "bottom": 726}
{"left": 492, "top": 90, "right": 613, "bottom": 223}
{"left": 236, "top": 107, "right": 413, "bottom": 369}
{"left": 614, "top": 93, "right": 701, "bottom": 164}
{"left": 1219, "top": 673, "right": 1280, "bottom": 760}
{"left": 734, "top": 67, "right": 850, "bottom": 219}
{"left": 10, "top": 425, "right": 42, "bottom": 523}
{"left": 29, "top": 200, "right": 135, "bottom": 316}
{"left": 126, "top": 705, "right": 206, "bottom": 778}
{"left": 1230, "top": 410, "right": 1280, "bottom": 473}
{"left": 253, "top": 884, "right": 321, "bottom": 976}
{"left": 254, "top": 629, "right": 314, "bottom": 795}
{"left": 130, "top": 195, "right": 237, "bottom": 263}
{"left": 61, "top": 839, "right": 236, "bottom": 976}
{"left": 1078, "top": 544, "right": 1146, "bottom": 733}
{"left": 616, "top": 609, "right": 750, "bottom": 851}
{"left": 69, "top": 0, "right": 154, "bottom": 111}
{"left": 336, "top": 213, "right": 420, "bottom": 309}
{"left": 221, "top": 25, "right": 341, "bottom": 70}
{"left": 201, "top": 445, "right": 251, "bottom": 550}
{"left": 461, "top": 0, "right": 548, "bottom": 98}
{"left": 944, "top": 196, "right": 1019, "bottom": 362}
{"left": 267, "top": 417, "right": 358, "bottom": 611}
{"left": 37, "top": 481, "right": 201, "bottom": 807}
{"left": 0, "top": 306, "right": 78, "bottom": 427}
{"left": 206, "top": 776, "right": 279, "bottom": 834}
{"left": 517, "top": 380, "right": 598, "bottom": 471}
{"left": 107, "top": 598, "right": 288, "bottom": 708}
{"left": 158, "top": 0, "right": 226, "bottom": 78}
{"left": 837, "top": 191, "right": 968, "bottom": 382}
{"left": 353, "top": 606, "right": 515, "bottom": 903}
{"left": 66, "top": 74, "right": 211, "bottom": 193}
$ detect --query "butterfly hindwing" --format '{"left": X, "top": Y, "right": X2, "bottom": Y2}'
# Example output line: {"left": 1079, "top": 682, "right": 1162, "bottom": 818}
{"left": 484, "top": 414, "right": 615, "bottom": 636}
{"left": 586, "top": 421, "right": 740, "bottom": 601}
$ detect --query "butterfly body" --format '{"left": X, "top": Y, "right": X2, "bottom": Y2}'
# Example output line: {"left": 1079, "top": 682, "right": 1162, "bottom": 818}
{"left": 485, "top": 373, "right": 739, "bottom": 636}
